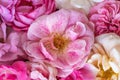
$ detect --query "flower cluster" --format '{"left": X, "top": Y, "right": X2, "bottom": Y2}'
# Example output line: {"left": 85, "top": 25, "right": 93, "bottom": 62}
{"left": 0, "top": 0, "right": 120, "bottom": 80}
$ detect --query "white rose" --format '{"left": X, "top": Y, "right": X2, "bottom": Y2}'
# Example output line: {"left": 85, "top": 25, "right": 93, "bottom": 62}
{"left": 55, "top": 0, "right": 104, "bottom": 13}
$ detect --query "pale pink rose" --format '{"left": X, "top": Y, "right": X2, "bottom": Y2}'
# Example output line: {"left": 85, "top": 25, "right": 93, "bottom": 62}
{"left": 89, "top": 0, "right": 120, "bottom": 36}
{"left": 57, "top": 64, "right": 97, "bottom": 80}
{"left": 23, "top": 9, "right": 94, "bottom": 77}
{"left": 27, "top": 62, "right": 57, "bottom": 80}
{"left": 0, "top": 61, "right": 29, "bottom": 80}
{"left": 0, "top": 0, "right": 56, "bottom": 31}
{"left": 0, "top": 23, "right": 26, "bottom": 62}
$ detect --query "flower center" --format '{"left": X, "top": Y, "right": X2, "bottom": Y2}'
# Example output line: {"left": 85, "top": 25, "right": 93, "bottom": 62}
{"left": 97, "top": 65, "right": 117, "bottom": 79}
{"left": 101, "top": 68, "right": 115, "bottom": 79}
{"left": 53, "top": 34, "right": 69, "bottom": 51}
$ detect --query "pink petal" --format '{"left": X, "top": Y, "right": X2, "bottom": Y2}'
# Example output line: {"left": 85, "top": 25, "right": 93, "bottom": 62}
{"left": 46, "top": 9, "right": 69, "bottom": 34}
{"left": 17, "top": 14, "right": 33, "bottom": 25}
{"left": 23, "top": 41, "right": 45, "bottom": 60}
{"left": 64, "top": 22, "right": 86, "bottom": 41}
{"left": 7, "top": 32, "right": 19, "bottom": 52}
{"left": 28, "top": 5, "right": 46, "bottom": 19}
{"left": 78, "top": 64, "right": 98, "bottom": 80}
{"left": 0, "top": 5, "right": 14, "bottom": 22}
{"left": 66, "top": 40, "right": 87, "bottom": 65}
{"left": 12, "top": 61, "right": 27, "bottom": 72}
{"left": 13, "top": 20, "right": 26, "bottom": 27}
{"left": 68, "top": 10, "right": 88, "bottom": 25}
{"left": 28, "top": 15, "right": 50, "bottom": 40}
{"left": 39, "top": 42, "right": 54, "bottom": 60}
{"left": 1, "top": 23, "right": 6, "bottom": 41}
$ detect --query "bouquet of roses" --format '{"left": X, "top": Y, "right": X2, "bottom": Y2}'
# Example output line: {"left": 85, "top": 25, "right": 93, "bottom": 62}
{"left": 0, "top": 0, "right": 120, "bottom": 80}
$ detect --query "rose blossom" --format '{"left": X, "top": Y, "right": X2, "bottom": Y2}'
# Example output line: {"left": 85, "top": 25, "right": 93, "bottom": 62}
{"left": 89, "top": 1, "right": 120, "bottom": 36}
{"left": 55, "top": 0, "right": 104, "bottom": 14}
{"left": 23, "top": 9, "right": 94, "bottom": 77}
{"left": 0, "top": 0, "right": 56, "bottom": 31}
{"left": 0, "top": 61, "right": 28, "bottom": 80}
{"left": 27, "top": 62, "right": 57, "bottom": 80}
{"left": 88, "top": 33, "right": 120, "bottom": 80}
{"left": 0, "top": 22, "right": 25, "bottom": 62}
{"left": 57, "top": 64, "right": 97, "bottom": 80}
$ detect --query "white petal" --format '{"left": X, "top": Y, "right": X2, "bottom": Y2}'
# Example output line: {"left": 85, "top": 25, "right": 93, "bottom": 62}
{"left": 92, "top": 0, "right": 104, "bottom": 2}
{"left": 109, "top": 61, "right": 120, "bottom": 73}
{"left": 110, "top": 48, "right": 120, "bottom": 67}
{"left": 71, "top": 0, "right": 91, "bottom": 13}
{"left": 88, "top": 53, "right": 102, "bottom": 64}
{"left": 96, "top": 33, "right": 120, "bottom": 52}
{"left": 102, "top": 56, "right": 110, "bottom": 71}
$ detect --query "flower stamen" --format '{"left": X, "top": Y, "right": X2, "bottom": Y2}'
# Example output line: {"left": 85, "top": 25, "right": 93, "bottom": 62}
{"left": 97, "top": 65, "right": 118, "bottom": 80}
{"left": 53, "top": 34, "right": 69, "bottom": 51}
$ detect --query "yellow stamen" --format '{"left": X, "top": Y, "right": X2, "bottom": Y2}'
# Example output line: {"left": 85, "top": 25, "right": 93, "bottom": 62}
{"left": 53, "top": 34, "right": 69, "bottom": 51}
{"left": 97, "top": 65, "right": 117, "bottom": 80}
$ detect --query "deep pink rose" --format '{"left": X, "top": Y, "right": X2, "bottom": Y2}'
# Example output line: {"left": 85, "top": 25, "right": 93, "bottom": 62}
{"left": 23, "top": 9, "right": 94, "bottom": 77}
{"left": 0, "top": 0, "right": 56, "bottom": 31}
{"left": 0, "top": 22, "right": 26, "bottom": 62}
{"left": 89, "top": 1, "right": 120, "bottom": 36}
{"left": 57, "top": 64, "right": 97, "bottom": 80}
{"left": 0, "top": 61, "right": 28, "bottom": 80}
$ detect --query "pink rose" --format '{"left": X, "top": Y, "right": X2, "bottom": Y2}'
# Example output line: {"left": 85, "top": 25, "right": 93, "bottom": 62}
{"left": 57, "top": 64, "right": 97, "bottom": 80}
{"left": 0, "top": 22, "right": 26, "bottom": 62}
{"left": 0, "top": 61, "right": 28, "bottom": 80}
{"left": 89, "top": 1, "right": 120, "bottom": 36}
{"left": 27, "top": 62, "right": 57, "bottom": 80}
{"left": 23, "top": 9, "right": 94, "bottom": 77}
{"left": 0, "top": 0, "right": 56, "bottom": 31}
